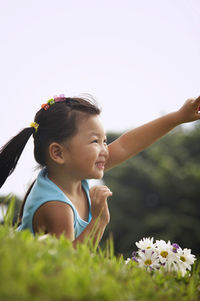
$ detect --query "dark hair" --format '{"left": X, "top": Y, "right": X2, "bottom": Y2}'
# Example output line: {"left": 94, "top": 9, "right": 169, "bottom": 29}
{"left": 33, "top": 96, "right": 101, "bottom": 166}
{"left": 0, "top": 127, "right": 35, "bottom": 188}
{"left": 0, "top": 96, "right": 101, "bottom": 222}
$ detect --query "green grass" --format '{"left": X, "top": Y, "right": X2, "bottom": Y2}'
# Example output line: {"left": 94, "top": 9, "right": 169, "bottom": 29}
{"left": 0, "top": 225, "right": 200, "bottom": 301}
{"left": 0, "top": 197, "right": 200, "bottom": 301}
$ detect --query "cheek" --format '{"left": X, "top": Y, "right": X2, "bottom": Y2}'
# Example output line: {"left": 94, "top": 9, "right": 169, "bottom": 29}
{"left": 73, "top": 146, "right": 97, "bottom": 163}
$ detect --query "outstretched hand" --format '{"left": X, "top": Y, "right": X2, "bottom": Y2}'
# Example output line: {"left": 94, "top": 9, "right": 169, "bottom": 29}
{"left": 176, "top": 96, "right": 200, "bottom": 124}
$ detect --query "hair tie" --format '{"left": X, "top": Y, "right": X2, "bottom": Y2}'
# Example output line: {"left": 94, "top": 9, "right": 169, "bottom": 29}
{"left": 41, "top": 94, "right": 66, "bottom": 110}
{"left": 30, "top": 122, "right": 39, "bottom": 133}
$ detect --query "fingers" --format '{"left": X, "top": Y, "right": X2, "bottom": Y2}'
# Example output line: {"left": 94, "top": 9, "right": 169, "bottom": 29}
{"left": 89, "top": 185, "right": 112, "bottom": 209}
{"left": 194, "top": 96, "right": 200, "bottom": 103}
{"left": 90, "top": 185, "right": 112, "bottom": 200}
{"left": 191, "top": 96, "right": 200, "bottom": 115}
{"left": 186, "top": 96, "right": 200, "bottom": 104}
{"left": 90, "top": 185, "right": 112, "bottom": 195}
{"left": 194, "top": 96, "right": 200, "bottom": 112}
{"left": 184, "top": 96, "right": 200, "bottom": 119}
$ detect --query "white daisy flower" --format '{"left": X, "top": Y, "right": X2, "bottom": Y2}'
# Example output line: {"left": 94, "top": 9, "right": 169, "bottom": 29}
{"left": 155, "top": 240, "right": 175, "bottom": 264}
{"left": 176, "top": 248, "right": 196, "bottom": 276}
{"left": 135, "top": 237, "right": 155, "bottom": 251}
{"left": 137, "top": 249, "right": 160, "bottom": 270}
{"left": 129, "top": 237, "right": 196, "bottom": 277}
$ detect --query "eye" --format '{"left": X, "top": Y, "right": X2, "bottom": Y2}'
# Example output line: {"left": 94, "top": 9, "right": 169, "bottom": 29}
{"left": 92, "top": 139, "right": 98, "bottom": 143}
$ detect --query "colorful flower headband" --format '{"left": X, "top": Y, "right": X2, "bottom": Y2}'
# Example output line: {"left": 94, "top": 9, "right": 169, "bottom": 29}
{"left": 30, "top": 94, "right": 66, "bottom": 132}
{"left": 41, "top": 94, "right": 66, "bottom": 111}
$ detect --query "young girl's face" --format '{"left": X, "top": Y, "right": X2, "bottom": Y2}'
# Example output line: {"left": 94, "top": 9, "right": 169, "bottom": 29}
{"left": 63, "top": 114, "right": 109, "bottom": 180}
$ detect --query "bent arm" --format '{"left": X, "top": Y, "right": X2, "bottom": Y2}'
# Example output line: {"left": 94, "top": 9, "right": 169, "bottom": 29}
{"left": 105, "top": 97, "right": 200, "bottom": 170}
{"left": 33, "top": 201, "right": 107, "bottom": 248}
{"left": 72, "top": 217, "right": 107, "bottom": 248}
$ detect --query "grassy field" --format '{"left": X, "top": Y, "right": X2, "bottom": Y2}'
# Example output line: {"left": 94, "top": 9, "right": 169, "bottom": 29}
{"left": 0, "top": 223, "right": 200, "bottom": 301}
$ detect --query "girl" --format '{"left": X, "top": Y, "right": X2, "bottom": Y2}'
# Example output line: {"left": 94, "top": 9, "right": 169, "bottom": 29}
{"left": 0, "top": 95, "right": 200, "bottom": 247}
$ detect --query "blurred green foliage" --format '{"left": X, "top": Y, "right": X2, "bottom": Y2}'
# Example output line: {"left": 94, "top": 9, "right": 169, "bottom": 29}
{"left": 0, "top": 225, "right": 199, "bottom": 301}
{"left": 103, "top": 124, "right": 200, "bottom": 257}
{"left": 0, "top": 194, "right": 21, "bottom": 225}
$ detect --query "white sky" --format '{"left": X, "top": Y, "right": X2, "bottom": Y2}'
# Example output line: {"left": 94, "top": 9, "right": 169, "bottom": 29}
{"left": 0, "top": 0, "right": 200, "bottom": 197}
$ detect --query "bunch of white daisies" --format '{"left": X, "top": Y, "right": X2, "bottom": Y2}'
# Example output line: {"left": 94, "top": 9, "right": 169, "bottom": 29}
{"left": 125, "top": 237, "right": 196, "bottom": 276}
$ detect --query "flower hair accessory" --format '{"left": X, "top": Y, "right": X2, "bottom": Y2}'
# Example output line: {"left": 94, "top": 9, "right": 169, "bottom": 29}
{"left": 30, "top": 122, "right": 39, "bottom": 133}
{"left": 54, "top": 94, "right": 65, "bottom": 102}
{"left": 41, "top": 94, "right": 66, "bottom": 110}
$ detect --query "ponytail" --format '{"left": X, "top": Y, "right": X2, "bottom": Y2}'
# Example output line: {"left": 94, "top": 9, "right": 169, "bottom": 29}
{"left": 0, "top": 127, "right": 34, "bottom": 188}
{"left": 1, "top": 95, "right": 101, "bottom": 222}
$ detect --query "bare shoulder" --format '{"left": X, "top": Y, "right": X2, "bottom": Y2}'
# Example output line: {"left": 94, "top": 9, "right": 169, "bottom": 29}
{"left": 33, "top": 201, "right": 74, "bottom": 239}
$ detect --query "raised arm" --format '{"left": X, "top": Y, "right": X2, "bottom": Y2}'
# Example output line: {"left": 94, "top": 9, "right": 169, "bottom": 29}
{"left": 105, "top": 97, "right": 200, "bottom": 170}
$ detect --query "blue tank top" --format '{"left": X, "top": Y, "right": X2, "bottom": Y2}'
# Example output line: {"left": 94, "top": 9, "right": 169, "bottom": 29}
{"left": 17, "top": 168, "right": 92, "bottom": 238}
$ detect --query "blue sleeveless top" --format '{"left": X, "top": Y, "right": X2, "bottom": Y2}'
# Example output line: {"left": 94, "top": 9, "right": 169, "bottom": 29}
{"left": 17, "top": 168, "right": 92, "bottom": 238}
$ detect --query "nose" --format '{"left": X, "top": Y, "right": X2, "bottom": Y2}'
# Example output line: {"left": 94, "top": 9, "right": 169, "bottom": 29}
{"left": 100, "top": 143, "right": 109, "bottom": 159}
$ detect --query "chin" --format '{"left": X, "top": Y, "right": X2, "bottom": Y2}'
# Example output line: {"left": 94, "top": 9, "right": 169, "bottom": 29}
{"left": 95, "top": 174, "right": 104, "bottom": 179}
{"left": 88, "top": 172, "right": 104, "bottom": 180}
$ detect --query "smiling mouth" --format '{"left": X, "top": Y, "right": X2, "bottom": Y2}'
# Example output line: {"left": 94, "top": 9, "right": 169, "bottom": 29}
{"left": 95, "top": 162, "right": 105, "bottom": 170}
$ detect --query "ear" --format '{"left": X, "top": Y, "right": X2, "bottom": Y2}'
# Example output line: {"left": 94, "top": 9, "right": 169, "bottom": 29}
{"left": 48, "top": 142, "right": 66, "bottom": 164}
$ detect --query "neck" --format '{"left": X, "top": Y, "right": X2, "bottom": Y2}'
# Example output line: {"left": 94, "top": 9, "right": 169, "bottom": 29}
{"left": 47, "top": 166, "right": 83, "bottom": 197}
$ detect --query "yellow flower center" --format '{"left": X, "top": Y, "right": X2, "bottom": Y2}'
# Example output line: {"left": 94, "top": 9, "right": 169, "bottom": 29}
{"left": 160, "top": 251, "right": 168, "bottom": 258}
{"left": 144, "top": 259, "right": 152, "bottom": 266}
{"left": 180, "top": 256, "right": 186, "bottom": 262}
{"left": 147, "top": 246, "right": 151, "bottom": 249}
